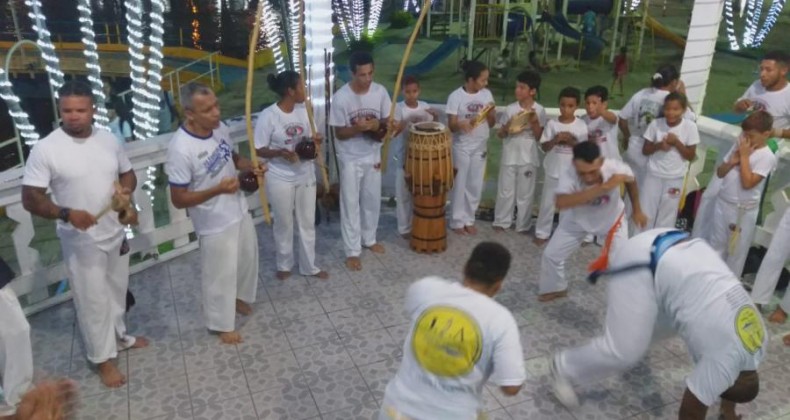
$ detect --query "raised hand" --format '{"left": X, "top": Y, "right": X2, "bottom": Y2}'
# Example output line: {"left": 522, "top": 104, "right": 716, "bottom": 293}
{"left": 218, "top": 177, "right": 240, "bottom": 194}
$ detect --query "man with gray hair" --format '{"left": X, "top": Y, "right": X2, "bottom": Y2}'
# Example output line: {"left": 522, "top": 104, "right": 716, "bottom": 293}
{"left": 165, "top": 82, "right": 265, "bottom": 344}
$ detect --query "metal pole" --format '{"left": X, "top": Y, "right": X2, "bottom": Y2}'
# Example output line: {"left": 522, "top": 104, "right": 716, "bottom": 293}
{"left": 609, "top": 0, "right": 623, "bottom": 62}
{"left": 449, "top": 0, "right": 455, "bottom": 35}
{"left": 500, "top": 0, "right": 510, "bottom": 52}
{"left": 636, "top": 0, "right": 649, "bottom": 61}
{"left": 468, "top": 0, "right": 477, "bottom": 61}
{"left": 557, "top": 0, "right": 569, "bottom": 60}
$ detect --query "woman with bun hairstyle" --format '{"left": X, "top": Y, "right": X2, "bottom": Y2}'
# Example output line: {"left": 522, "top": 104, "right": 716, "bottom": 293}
{"left": 254, "top": 71, "right": 328, "bottom": 280}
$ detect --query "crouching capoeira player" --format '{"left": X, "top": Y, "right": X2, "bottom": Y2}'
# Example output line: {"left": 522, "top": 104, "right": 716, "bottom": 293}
{"left": 379, "top": 242, "right": 526, "bottom": 419}
{"left": 751, "top": 207, "right": 790, "bottom": 331}
{"left": 166, "top": 83, "right": 264, "bottom": 344}
{"left": 538, "top": 141, "right": 646, "bottom": 302}
{"left": 551, "top": 228, "right": 767, "bottom": 420}
{"left": 22, "top": 81, "right": 148, "bottom": 387}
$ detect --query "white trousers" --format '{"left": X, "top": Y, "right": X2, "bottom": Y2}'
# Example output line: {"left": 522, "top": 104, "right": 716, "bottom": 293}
{"left": 640, "top": 175, "right": 684, "bottom": 231}
{"left": 0, "top": 287, "right": 33, "bottom": 415}
{"left": 539, "top": 220, "right": 628, "bottom": 294}
{"left": 199, "top": 215, "right": 258, "bottom": 332}
{"left": 61, "top": 232, "right": 131, "bottom": 364}
{"left": 267, "top": 176, "right": 320, "bottom": 275}
{"left": 493, "top": 164, "right": 537, "bottom": 232}
{"left": 395, "top": 166, "right": 413, "bottom": 235}
{"left": 692, "top": 176, "right": 722, "bottom": 240}
{"left": 624, "top": 136, "right": 648, "bottom": 187}
{"left": 535, "top": 176, "right": 559, "bottom": 240}
{"left": 708, "top": 198, "right": 759, "bottom": 278}
{"left": 339, "top": 159, "right": 382, "bottom": 257}
{"left": 752, "top": 208, "right": 790, "bottom": 307}
{"left": 450, "top": 147, "right": 486, "bottom": 229}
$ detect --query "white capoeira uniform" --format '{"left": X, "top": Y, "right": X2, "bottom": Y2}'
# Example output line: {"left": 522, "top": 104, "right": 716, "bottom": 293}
{"left": 166, "top": 124, "right": 257, "bottom": 332}
{"left": 554, "top": 229, "right": 767, "bottom": 407}
{"left": 23, "top": 127, "right": 137, "bottom": 364}
{"left": 254, "top": 103, "right": 321, "bottom": 275}
{"left": 707, "top": 144, "right": 777, "bottom": 277}
{"left": 583, "top": 114, "right": 621, "bottom": 161}
{"left": 639, "top": 117, "right": 700, "bottom": 232}
{"left": 751, "top": 207, "right": 790, "bottom": 307}
{"left": 0, "top": 284, "right": 33, "bottom": 417}
{"left": 379, "top": 277, "right": 525, "bottom": 420}
{"left": 393, "top": 100, "right": 434, "bottom": 235}
{"left": 535, "top": 117, "right": 588, "bottom": 240}
{"left": 329, "top": 82, "right": 391, "bottom": 257}
{"left": 493, "top": 101, "right": 547, "bottom": 232}
{"left": 446, "top": 87, "right": 495, "bottom": 230}
{"left": 539, "top": 158, "right": 631, "bottom": 295}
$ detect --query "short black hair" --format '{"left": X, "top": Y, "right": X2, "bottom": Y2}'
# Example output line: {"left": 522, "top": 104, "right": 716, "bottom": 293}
{"left": 464, "top": 242, "right": 511, "bottom": 286}
{"left": 651, "top": 64, "right": 680, "bottom": 88}
{"left": 462, "top": 60, "right": 488, "bottom": 82}
{"left": 349, "top": 51, "right": 374, "bottom": 74}
{"left": 57, "top": 80, "right": 94, "bottom": 103}
{"left": 573, "top": 141, "right": 601, "bottom": 163}
{"left": 742, "top": 110, "right": 774, "bottom": 132}
{"left": 516, "top": 70, "right": 541, "bottom": 90}
{"left": 763, "top": 50, "right": 789, "bottom": 67}
{"left": 558, "top": 86, "right": 581, "bottom": 105}
{"left": 585, "top": 85, "right": 609, "bottom": 102}
{"left": 402, "top": 75, "right": 420, "bottom": 87}
{"left": 664, "top": 92, "right": 688, "bottom": 109}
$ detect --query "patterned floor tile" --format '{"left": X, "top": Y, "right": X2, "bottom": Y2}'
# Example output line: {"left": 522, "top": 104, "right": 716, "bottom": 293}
{"left": 191, "top": 394, "right": 258, "bottom": 420}
{"left": 128, "top": 340, "right": 186, "bottom": 384}
{"left": 358, "top": 357, "right": 400, "bottom": 404}
{"left": 272, "top": 294, "right": 326, "bottom": 321}
{"left": 68, "top": 356, "right": 129, "bottom": 398}
{"left": 319, "top": 399, "right": 380, "bottom": 420}
{"left": 76, "top": 388, "right": 129, "bottom": 420}
{"left": 306, "top": 367, "right": 377, "bottom": 415}
{"left": 128, "top": 373, "right": 192, "bottom": 420}
{"left": 293, "top": 337, "right": 355, "bottom": 375}
{"left": 328, "top": 307, "right": 385, "bottom": 336}
{"left": 485, "top": 408, "right": 514, "bottom": 420}
{"left": 188, "top": 364, "right": 251, "bottom": 406}
{"left": 237, "top": 349, "right": 303, "bottom": 393}
{"left": 181, "top": 339, "right": 241, "bottom": 373}
{"left": 283, "top": 314, "right": 340, "bottom": 348}
{"left": 340, "top": 328, "right": 402, "bottom": 367}
{"left": 503, "top": 391, "right": 576, "bottom": 420}
{"left": 251, "top": 376, "right": 320, "bottom": 420}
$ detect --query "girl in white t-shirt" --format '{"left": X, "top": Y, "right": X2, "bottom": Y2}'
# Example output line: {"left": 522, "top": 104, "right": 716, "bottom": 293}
{"left": 393, "top": 76, "right": 437, "bottom": 237}
{"left": 640, "top": 93, "right": 700, "bottom": 231}
{"left": 254, "top": 71, "right": 328, "bottom": 281}
{"left": 446, "top": 60, "right": 496, "bottom": 235}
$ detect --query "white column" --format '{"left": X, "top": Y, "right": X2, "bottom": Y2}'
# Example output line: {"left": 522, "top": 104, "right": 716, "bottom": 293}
{"left": 306, "top": 0, "right": 334, "bottom": 175}
{"left": 467, "top": 0, "right": 477, "bottom": 60}
{"left": 500, "top": 0, "right": 510, "bottom": 52}
{"left": 679, "top": 0, "right": 725, "bottom": 114}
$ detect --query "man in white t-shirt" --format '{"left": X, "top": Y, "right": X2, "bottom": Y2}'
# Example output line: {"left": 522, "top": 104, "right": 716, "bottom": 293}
{"left": 538, "top": 142, "right": 646, "bottom": 302}
{"left": 734, "top": 50, "right": 790, "bottom": 139}
{"left": 165, "top": 83, "right": 264, "bottom": 345}
{"left": 22, "top": 81, "right": 149, "bottom": 389}
{"left": 330, "top": 51, "right": 399, "bottom": 271}
{"left": 380, "top": 242, "right": 526, "bottom": 420}
{"left": 551, "top": 229, "right": 766, "bottom": 420}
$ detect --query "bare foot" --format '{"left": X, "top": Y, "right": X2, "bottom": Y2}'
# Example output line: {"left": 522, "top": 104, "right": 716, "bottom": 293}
{"left": 538, "top": 290, "right": 568, "bottom": 302}
{"left": 236, "top": 299, "right": 253, "bottom": 316}
{"left": 311, "top": 270, "right": 330, "bottom": 280}
{"left": 465, "top": 225, "right": 478, "bottom": 235}
{"left": 533, "top": 237, "right": 549, "bottom": 246}
{"left": 276, "top": 271, "right": 292, "bottom": 281}
{"left": 366, "top": 243, "right": 385, "bottom": 253}
{"left": 452, "top": 228, "right": 467, "bottom": 235}
{"left": 131, "top": 336, "right": 149, "bottom": 349}
{"left": 720, "top": 399, "right": 742, "bottom": 420}
{"left": 493, "top": 226, "right": 506, "bottom": 233}
{"left": 768, "top": 307, "right": 787, "bottom": 324}
{"left": 346, "top": 257, "right": 362, "bottom": 271}
{"left": 98, "top": 361, "right": 126, "bottom": 388}
{"left": 783, "top": 334, "right": 790, "bottom": 346}
{"left": 219, "top": 331, "right": 243, "bottom": 344}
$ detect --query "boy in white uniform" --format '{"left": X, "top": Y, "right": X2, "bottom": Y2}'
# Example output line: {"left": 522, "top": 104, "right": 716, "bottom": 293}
{"left": 0, "top": 268, "right": 32, "bottom": 419}
{"left": 582, "top": 85, "right": 620, "bottom": 160}
{"left": 707, "top": 111, "right": 777, "bottom": 277}
{"left": 166, "top": 83, "right": 262, "bottom": 345}
{"left": 751, "top": 206, "right": 790, "bottom": 328}
{"left": 393, "top": 75, "right": 437, "bottom": 237}
{"left": 379, "top": 242, "right": 526, "bottom": 420}
{"left": 22, "top": 81, "right": 148, "bottom": 388}
{"left": 329, "top": 51, "right": 395, "bottom": 271}
{"left": 493, "top": 70, "right": 546, "bottom": 234}
{"left": 535, "top": 87, "right": 588, "bottom": 245}
{"left": 446, "top": 60, "right": 496, "bottom": 235}
{"left": 551, "top": 229, "right": 766, "bottom": 420}
{"left": 538, "top": 142, "right": 646, "bottom": 302}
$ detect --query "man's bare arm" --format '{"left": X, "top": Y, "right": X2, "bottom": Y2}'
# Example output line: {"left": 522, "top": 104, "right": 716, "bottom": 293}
{"left": 21, "top": 186, "right": 60, "bottom": 219}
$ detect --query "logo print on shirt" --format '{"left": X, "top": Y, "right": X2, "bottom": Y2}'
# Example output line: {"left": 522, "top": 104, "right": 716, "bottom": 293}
{"left": 349, "top": 108, "right": 380, "bottom": 125}
{"left": 203, "top": 139, "right": 233, "bottom": 177}
{"left": 589, "top": 195, "right": 611, "bottom": 206}
{"left": 637, "top": 99, "right": 662, "bottom": 131}
{"left": 589, "top": 129, "right": 605, "bottom": 144}
{"left": 667, "top": 187, "right": 681, "bottom": 197}
{"left": 464, "top": 102, "right": 484, "bottom": 120}
{"left": 752, "top": 100, "right": 767, "bottom": 112}
{"left": 284, "top": 123, "right": 305, "bottom": 145}
{"left": 411, "top": 306, "right": 483, "bottom": 377}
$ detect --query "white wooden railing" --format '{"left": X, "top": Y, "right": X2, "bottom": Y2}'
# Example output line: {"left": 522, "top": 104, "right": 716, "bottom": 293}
{"left": 1, "top": 108, "right": 788, "bottom": 315}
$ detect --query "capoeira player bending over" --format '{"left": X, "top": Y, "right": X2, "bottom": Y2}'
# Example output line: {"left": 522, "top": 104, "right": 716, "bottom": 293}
{"left": 551, "top": 228, "right": 766, "bottom": 420}
{"left": 538, "top": 141, "right": 646, "bottom": 302}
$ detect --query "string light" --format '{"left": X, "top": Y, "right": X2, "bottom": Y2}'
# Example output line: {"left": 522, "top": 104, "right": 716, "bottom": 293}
{"left": 306, "top": 0, "right": 333, "bottom": 112}
{"left": 262, "top": 0, "right": 287, "bottom": 73}
{"left": 0, "top": 68, "right": 39, "bottom": 145}
{"left": 724, "top": 0, "right": 740, "bottom": 50}
{"left": 723, "top": 0, "right": 783, "bottom": 49}
{"left": 25, "top": 0, "right": 65, "bottom": 94}
{"left": 144, "top": 0, "right": 166, "bottom": 134}
{"left": 125, "top": 0, "right": 159, "bottom": 139}
{"left": 367, "top": 0, "right": 384, "bottom": 34}
{"left": 77, "top": 0, "right": 109, "bottom": 128}
{"left": 753, "top": 0, "right": 786, "bottom": 46}
{"left": 332, "top": 0, "right": 352, "bottom": 43}
{"left": 743, "top": 0, "right": 763, "bottom": 46}
{"left": 288, "top": 0, "right": 302, "bottom": 70}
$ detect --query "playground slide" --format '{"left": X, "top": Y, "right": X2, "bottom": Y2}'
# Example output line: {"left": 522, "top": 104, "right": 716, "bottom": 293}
{"left": 644, "top": 15, "right": 686, "bottom": 49}
{"left": 547, "top": 14, "right": 606, "bottom": 60}
{"left": 404, "top": 37, "right": 465, "bottom": 76}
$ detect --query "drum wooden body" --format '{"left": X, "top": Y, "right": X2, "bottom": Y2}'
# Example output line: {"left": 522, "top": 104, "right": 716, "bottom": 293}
{"left": 410, "top": 194, "right": 448, "bottom": 253}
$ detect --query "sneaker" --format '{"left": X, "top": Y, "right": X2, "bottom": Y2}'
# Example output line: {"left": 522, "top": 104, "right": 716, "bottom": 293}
{"left": 550, "top": 355, "right": 579, "bottom": 408}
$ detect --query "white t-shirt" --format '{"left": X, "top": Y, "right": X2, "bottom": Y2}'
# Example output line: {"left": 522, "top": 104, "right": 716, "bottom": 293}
{"left": 165, "top": 124, "right": 248, "bottom": 236}
{"left": 383, "top": 276, "right": 525, "bottom": 420}
{"left": 539, "top": 117, "right": 589, "bottom": 179}
{"left": 619, "top": 88, "right": 696, "bottom": 151}
{"left": 446, "top": 87, "right": 495, "bottom": 153}
{"left": 583, "top": 114, "right": 621, "bottom": 160}
{"left": 718, "top": 145, "right": 777, "bottom": 205}
{"left": 499, "top": 101, "right": 547, "bottom": 167}
{"left": 329, "top": 82, "right": 391, "bottom": 164}
{"left": 644, "top": 118, "right": 700, "bottom": 178}
{"left": 22, "top": 127, "right": 132, "bottom": 242}
{"left": 394, "top": 100, "right": 434, "bottom": 162}
{"left": 253, "top": 103, "right": 315, "bottom": 183}
{"left": 738, "top": 81, "right": 790, "bottom": 129}
{"left": 556, "top": 158, "right": 632, "bottom": 235}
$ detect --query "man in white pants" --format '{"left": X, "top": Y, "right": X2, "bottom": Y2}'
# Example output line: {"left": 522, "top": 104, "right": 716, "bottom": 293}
{"left": 751, "top": 207, "right": 790, "bottom": 325}
{"left": 330, "top": 51, "right": 398, "bottom": 271}
{"left": 22, "top": 81, "right": 148, "bottom": 388}
{"left": 551, "top": 229, "right": 766, "bottom": 420}
{"left": 0, "top": 264, "right": 32, "bottom": 419}
{"left": 166, "top": 83, "right": 263, "bottom": 345}
{"left": 538, "top": 142, "right": 646, "bottom": 302}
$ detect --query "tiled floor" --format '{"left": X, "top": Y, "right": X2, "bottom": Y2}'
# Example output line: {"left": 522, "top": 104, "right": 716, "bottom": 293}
{"left": 26, "top": 208, "right": 790, "bottom": 420}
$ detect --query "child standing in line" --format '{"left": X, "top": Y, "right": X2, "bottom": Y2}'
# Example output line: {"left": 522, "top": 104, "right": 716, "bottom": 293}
{"left": 493, "top": 71, "right": 547, "bottom": 234}
{"left": 582, "top": 85, "right": 620, "bottom": 161}
{"left": 640, "top": 92, "right": 699, "bottom": 231}
{"left": 534, "top": 87, "right": 588, "bottom": 246}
